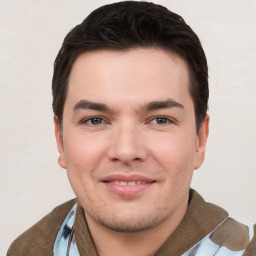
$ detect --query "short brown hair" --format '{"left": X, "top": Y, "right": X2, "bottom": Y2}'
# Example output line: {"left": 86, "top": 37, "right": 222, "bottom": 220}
{"left": 52, "top": 1, "right": 208, "bottom": 132}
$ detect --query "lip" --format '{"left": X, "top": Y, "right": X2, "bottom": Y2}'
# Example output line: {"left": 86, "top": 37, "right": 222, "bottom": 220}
{"left": 100, "top": 174, "right": 156, "bottom": 197}
{"left": 101, "top": 174, "right": 155, "bottom": 183}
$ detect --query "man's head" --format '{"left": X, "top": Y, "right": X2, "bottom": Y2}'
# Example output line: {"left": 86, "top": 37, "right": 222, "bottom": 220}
{"left": 52, "top": 1, "right": 208, "bottom": 132}
{"left": 53, "top": 1, "right": 209, "bottom": 237}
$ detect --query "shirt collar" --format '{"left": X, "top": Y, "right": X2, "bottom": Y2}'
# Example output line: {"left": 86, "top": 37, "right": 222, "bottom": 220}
{"left": 74, "top": 189, "right": 228, "bottom": 256}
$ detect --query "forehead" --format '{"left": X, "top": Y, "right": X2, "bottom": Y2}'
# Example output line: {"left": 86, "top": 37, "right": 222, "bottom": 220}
{"left": 66, "top": 48, "right": 191, "bottom": 108}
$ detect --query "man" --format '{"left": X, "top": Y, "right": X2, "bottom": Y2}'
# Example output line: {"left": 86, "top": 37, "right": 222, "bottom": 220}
{"left": 7, "top": 1, "right": 255, "bottom": 255}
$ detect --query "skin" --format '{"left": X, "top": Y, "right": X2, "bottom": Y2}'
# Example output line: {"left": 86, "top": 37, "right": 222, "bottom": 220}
{"left": 55, "top": 48, "right": 209, "bottom": 256}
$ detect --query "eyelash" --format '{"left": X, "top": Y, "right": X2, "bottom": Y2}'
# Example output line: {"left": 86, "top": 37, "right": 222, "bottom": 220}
{"left": 81, "top": 116, "right": 174, "bottom": 126}
{"left": 149, "top": 116, "right": 174, "bottom": 125}
{"left": 81, "top": 117, "right": 106, "bottom": 126}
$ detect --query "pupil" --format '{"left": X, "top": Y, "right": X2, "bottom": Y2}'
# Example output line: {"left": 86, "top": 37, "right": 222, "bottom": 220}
{"left": 157, "top": 117, "right": 167, "bottom": 124}
{"left": 91, "top": 118, "right": 101, "bottom": 124}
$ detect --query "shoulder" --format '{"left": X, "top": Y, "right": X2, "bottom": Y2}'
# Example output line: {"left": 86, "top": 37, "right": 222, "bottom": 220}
{"left": 184, "top": 190, "right": 256, "bottom": 255}
{"left": 243, "top": 223, "right": 256, "bottom": 255}
{"left": 210, "top": 218, "right": 256, "bottom": 254}
{"left": 7, "top": 198, "right": 77, "bottom": 256}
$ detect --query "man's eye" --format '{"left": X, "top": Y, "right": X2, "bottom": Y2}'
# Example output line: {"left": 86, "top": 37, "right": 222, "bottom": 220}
{"left": 150, "top": 117, "right": 170, "bottom": 125}
{"left": 84, "top": 117, "right": 104, "bottom": 125}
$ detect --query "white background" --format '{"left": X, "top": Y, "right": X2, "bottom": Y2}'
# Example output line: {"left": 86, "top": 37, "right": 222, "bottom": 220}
{"left": 1, "top": 0, "right": 256, "bottom": 254}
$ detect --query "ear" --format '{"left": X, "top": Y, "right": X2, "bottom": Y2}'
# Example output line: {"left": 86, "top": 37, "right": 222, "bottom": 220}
{"left": 194, "top": 115, "right": 209, "bottom": 170}
{"left": 54, "top": 116, "right": 67, "bottom": 169}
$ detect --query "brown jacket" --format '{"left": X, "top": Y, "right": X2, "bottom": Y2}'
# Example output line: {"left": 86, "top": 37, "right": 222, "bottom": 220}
{"left": 7, "top": 190, "right": 256, "bottom": 256}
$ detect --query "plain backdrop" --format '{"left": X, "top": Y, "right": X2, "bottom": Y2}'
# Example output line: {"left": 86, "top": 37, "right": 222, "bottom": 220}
{"left": 1, "top": 0, "right": 256, "bottom": 254}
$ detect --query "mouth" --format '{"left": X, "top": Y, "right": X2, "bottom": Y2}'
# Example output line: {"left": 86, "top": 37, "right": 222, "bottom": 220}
{"left": 104, "top": 180, "right": 149, "bottom": 185}
{"left": 101, "top": 175, "right": 156, "bottom": 196}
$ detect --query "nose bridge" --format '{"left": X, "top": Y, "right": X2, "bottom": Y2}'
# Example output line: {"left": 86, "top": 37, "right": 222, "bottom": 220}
{"left": 108, "top": 119, "right": 147, "bottom": 163}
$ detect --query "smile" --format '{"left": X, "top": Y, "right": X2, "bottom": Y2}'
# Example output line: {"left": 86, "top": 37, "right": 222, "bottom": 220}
{"left": 107, "top": 181, "right": 148, "bottom": 185}
{"left": 102, "top": 178, "right": 155, "bottom": 196}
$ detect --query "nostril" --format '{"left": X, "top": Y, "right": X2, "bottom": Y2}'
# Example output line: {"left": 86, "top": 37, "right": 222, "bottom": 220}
{"left": 111, "top": 158, "right": 120, "bottom": 162}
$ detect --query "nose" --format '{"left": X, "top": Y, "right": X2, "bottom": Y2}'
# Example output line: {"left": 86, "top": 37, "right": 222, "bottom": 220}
{"left": 107, "top": 121, "right": 148, "bottom": 164}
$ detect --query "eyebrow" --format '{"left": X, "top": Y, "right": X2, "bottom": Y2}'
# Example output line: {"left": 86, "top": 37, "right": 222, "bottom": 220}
{"left": 141, "top": 98, "right": 184, "bottom": 111}
{"left": 73, "top": 99, "right": 112, "bottom": 113}
{"left": 72, "top": 98, "right": 184, "bottom": 114}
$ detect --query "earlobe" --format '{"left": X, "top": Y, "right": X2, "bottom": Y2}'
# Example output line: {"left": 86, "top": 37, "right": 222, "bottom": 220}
{"left": 194, "top": 115, "right": 209, "bottom": 170}
{"left": 54, "top": 116, "right": 67, "bottom": 169}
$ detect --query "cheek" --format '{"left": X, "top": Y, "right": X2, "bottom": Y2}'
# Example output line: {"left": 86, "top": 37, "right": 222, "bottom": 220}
{"left": 149, "top": 132, "right": 197, "bottom": 196}
{"left": 63, "top": 136, "right": 106, "bottom": 200}
{"left": 63, "top": 135, "right": 106, "bottom": 170}
{"left": 150, "top": 132, "right": 197, "bottom": 168}
{"left": 62, "top": 137, "right": 108, "bottom": 199}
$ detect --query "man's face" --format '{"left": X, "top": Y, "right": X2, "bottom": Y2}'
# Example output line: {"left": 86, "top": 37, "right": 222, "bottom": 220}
{"left": 55, "top": 48, "right": 208, "bottom": 233}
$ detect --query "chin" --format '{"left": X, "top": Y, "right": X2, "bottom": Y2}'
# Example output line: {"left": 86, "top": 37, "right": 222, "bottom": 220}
{"left": 88, "top": 207, "right": 171, "bottom": 233}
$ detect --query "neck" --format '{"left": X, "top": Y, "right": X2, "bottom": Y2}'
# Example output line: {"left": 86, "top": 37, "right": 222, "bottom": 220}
{"left": 85, "top": 203, "right": 188, "bottom": 256}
